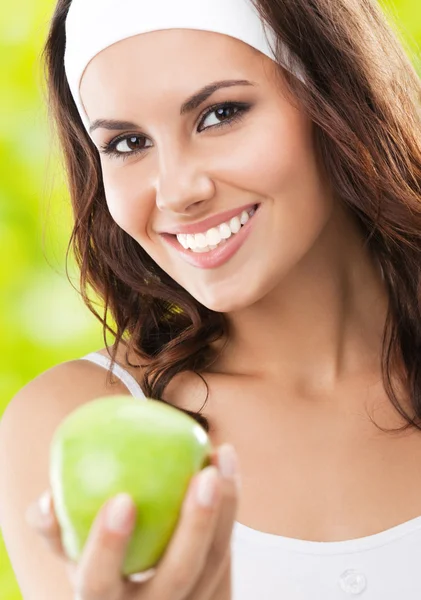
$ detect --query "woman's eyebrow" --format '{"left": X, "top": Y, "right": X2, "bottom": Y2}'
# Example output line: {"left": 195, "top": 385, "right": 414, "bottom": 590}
{"left": 89, "top": 79, "right": 255, "bottom": 134}
{"left": 180, "top": 78, "right": 255, "bottom": 114}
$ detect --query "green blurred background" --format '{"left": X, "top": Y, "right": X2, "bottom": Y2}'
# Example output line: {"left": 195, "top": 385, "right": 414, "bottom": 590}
{"left": 1, "top": 0, "right": 421, "bottom": 597}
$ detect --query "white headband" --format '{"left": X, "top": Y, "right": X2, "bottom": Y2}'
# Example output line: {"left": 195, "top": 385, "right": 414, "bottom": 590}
{"left": 64, "top": 0, "right": 306, "bottom": 135}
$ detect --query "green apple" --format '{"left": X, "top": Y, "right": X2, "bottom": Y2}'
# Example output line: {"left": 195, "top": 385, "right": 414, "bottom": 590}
{"left": 49, "top": 395, "right": 212, "bottom": 575}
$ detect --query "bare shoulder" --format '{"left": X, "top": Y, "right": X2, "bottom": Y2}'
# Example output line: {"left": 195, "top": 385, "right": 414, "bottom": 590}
{"left": 2, "top": 353, "right": 135, "bottom": 423}
{"left": 0, "top": 351, "right": 140, "bottom": 600}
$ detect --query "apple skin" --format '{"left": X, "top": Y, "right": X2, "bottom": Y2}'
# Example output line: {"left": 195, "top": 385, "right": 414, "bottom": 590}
{"left": 49, "top": 395, "right": 212, "bottom": 575}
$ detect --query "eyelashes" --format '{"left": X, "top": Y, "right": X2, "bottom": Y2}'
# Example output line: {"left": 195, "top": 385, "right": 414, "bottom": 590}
{"left": 99, "top": 101, "right": 252, "bottom": 160}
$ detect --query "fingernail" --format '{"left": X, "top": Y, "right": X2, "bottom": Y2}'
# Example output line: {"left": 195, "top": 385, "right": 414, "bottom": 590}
{"left": 38, "top": 490, "right": 52, "bottom": 517}
{"left": 105, "top": 493, "right": 135, "bottom": 534}
{"left": 218, "top": 444, "right": 238, "bottom": 480}
{"left": 218, "top": 445, "right": 241, "bottom": 493}
{"left": 25, "top": 491, "right": 51, "bottom": 527}
{"left": 196, "top": 466, "right": 218, "bottom": 507}
{"left": 128, "top": 568, "right": 157, "bottom": 583}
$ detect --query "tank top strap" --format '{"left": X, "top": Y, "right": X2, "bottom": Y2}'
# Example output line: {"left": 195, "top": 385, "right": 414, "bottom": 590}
{"left": 81, "top": 352, "right": 146, "bottom": 401}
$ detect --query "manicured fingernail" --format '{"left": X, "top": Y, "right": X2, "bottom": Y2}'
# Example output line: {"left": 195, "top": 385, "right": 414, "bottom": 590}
{"left": 128, "top": 568, "right": 157, "bottom": 583}
{"left": 218, "top": 445, "right": 238, "bottom": 479}
{"left": 196, "top": 466, "right": 218, "bottom": 507}
{"left": 218, "top": 444, "right": 241, "bottom": 491}
{"left": 38, "top": 490, "right": 52, "bottom": 516}
{"left": 105, "top": 493, "right": 135, "bottom": 534}
{"left": 25, "top": 491, "right": 51, "bottom": 527}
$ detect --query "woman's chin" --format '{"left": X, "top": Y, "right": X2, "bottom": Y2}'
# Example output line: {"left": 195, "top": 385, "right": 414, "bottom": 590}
{"left": 193, "top": 289, "right": 258, "bottom": 314}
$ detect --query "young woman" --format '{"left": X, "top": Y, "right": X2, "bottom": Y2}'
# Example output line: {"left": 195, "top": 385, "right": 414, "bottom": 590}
{"left": 2, "top": 0, "right": 421, "bottom": 597}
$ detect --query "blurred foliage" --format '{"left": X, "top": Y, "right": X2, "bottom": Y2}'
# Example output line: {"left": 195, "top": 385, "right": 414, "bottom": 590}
{"left": 1, "top": 0, "right": 421, "bottom": 597}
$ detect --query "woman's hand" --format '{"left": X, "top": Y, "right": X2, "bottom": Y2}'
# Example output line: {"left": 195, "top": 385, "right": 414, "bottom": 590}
{"left": 25, "top": 443, "right": 240, "bottom": 600}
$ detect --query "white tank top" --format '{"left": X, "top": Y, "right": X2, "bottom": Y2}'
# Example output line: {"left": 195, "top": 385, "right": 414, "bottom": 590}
{"left": 81, "top": 352, "right": 421, "bottom": 599}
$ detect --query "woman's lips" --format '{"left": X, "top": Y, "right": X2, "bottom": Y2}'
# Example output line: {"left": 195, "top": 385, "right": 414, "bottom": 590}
{"left": 160, "top": 203, "right": 261, "bottom": 269}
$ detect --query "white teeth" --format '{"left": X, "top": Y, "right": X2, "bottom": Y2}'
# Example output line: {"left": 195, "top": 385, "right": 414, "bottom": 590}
{"left": 186, "top": 233, "right": 197, "bottom": 249}
{"left": 229, "top": 216, "right": 241, "bottom": 234}
{"left": 178, "top": 234, "right": 189, "bottom": 249}
{"left": 206, "top": 227, "right": 221, "bottom": 246}
{"left": 219, "top": 223, "right": 232, "bottom": 240}
{"left": 195, "top": 233, "right": 208, "bottom": 249}
{"left": 176, "top": 206, "right": 257, "bottom": 251}
{"left": 192, "top": 246, "right": 210, "bottom": 253}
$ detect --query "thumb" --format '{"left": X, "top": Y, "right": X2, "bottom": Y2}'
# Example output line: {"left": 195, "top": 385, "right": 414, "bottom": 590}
{"left": 74, "top": 493, "right": 137, "bottom": 598}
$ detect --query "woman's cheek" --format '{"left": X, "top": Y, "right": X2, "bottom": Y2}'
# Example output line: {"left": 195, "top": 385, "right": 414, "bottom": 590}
{"left": 228, "top": 111, "right": 314, "bottom": 197}
{"left": 102, "top": 170, "right": 144, "bottom": 233}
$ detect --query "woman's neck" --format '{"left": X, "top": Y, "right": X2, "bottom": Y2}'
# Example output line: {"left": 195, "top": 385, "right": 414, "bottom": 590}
{"left": 212, "top": 204, "right": 389, "bottom": 396}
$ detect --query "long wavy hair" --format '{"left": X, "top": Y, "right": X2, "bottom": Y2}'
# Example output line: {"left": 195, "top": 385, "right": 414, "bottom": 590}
{"left": 42, "top": 0, "right": 421, "bottom": 434}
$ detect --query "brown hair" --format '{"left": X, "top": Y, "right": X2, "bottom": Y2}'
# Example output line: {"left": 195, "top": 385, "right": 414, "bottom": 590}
{"left": 43, "top": 0, "right": 421, "bottom": 434}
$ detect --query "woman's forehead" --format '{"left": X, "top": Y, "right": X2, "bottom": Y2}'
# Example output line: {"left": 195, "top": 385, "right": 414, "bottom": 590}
{"left": 81, "top": 29, "right": 265, "bottom": 89}
{"left": 79, "top": 29, "right": 270, "bottom": 119}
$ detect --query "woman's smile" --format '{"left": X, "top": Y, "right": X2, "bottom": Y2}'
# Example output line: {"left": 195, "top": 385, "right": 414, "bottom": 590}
{"left": 160, "top": 203, "right": 261, "bottom": 269}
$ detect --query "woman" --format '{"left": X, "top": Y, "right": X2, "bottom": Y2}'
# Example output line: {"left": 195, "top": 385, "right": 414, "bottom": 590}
{"left": 1, "top": 0, "right": 421, "bottom": 597}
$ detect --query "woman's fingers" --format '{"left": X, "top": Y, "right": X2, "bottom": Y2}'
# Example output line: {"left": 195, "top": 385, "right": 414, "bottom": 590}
{"left": 73, "top": 493, "right": 136, "bottom": 600}
{"left": 25, "top": 490, "right": 66, "bottom": 558}
{"left": 206, "top": 444, "right": 240, "bottom": 569}
{"left": 26, "top": 488, "right": 152, "bottom": 597}
{"left": 186, "top": 444, "right": 240, "bottom": 599}
{"left": 142, "top": 465, "right": 223, "bottom": 600}
{"left": 24, "top": 444, "right": 240, "bottom": 600}
{"left": 127, "top": 567, "right": 157, "bottom": 583}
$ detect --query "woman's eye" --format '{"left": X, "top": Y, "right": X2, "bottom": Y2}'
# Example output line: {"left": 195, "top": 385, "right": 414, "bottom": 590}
{"left": 115, "top": 136, "right": 151, "bottom": 153}
{"left": 101, "top": 102, "right": 250, "bottom": 159}
{"left": 199, "top": 104, "right": 243, "bottom": 131}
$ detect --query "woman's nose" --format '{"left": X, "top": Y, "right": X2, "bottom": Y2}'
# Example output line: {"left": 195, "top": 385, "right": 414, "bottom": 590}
{"left": 155, "top": 146, "right": 215, "bottom": 214}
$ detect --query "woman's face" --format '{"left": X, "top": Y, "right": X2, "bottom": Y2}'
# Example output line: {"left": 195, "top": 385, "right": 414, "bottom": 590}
{"left": 80, "top": 29, "right": 333, "bottom": 312}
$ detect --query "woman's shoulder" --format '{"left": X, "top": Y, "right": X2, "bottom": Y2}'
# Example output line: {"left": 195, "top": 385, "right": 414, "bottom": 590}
{"left": 1, "top": 345, "right": 139, "bottom": 432}
{"left": 0, "top": 345, "right": 142, "bottom": 529}
{"left": 0, "top": 347, "right": 148, "bottom": 597}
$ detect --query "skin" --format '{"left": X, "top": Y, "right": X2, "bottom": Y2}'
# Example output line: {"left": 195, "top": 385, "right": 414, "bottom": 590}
{"left": 79, "top": 29, "right": 421, "bottom": 546}
{"left": 80, "top": 28, "right": 390, "bottom": 401}
{"left": 15, "top": 26, "right": 421, "bottom": 600}
{"left": 25, "top": 447, "right": 237, "bottom": 600}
